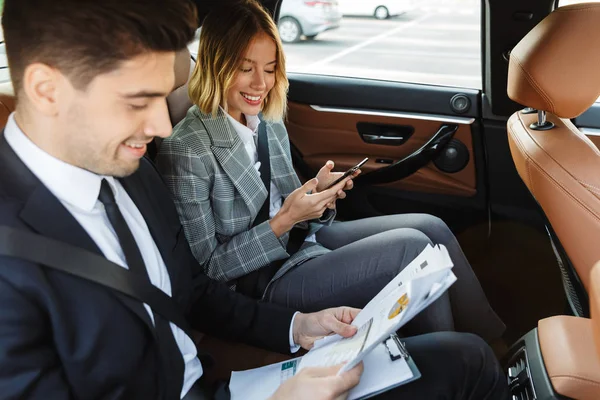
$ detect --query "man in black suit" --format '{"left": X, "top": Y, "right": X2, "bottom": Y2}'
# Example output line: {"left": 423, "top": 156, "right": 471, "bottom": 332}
{"left": 0, "top": 0, "right": 509, "bottom": 399}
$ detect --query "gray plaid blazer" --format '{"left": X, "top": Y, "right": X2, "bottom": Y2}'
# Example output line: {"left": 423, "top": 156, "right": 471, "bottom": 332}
{"left": 156, "top": 106, "right": 333, "bottom": 293}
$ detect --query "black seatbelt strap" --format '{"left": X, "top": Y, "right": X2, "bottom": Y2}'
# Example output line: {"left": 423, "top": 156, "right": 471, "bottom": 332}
{"left": 253, "top": 115, "right": 271, "bottom": 227}
{"left": 0, "top": 226, "right": 216, "bottom": 375}
{"left": 236, "top": 117, "right": 307, "bottom": 298}
{"left": 0, "top": 225, "right": 194, "bottom": 338}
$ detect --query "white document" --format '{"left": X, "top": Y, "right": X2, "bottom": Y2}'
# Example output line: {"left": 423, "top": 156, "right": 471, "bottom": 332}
{"left": 229, "top": 342, "right": 415, "bottom": 400}
{"left": 228, "top": 244, "right": 454, "bottom": 399}
{"left": 299, "top": 244, "right": 456, "bottom": 374}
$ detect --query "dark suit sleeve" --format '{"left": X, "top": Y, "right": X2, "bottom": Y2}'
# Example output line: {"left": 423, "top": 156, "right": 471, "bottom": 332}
{"left": 144, "top": 158, "right": 296, "bottom": 354}
{"left": 0, "top": 266, "right": 72, "bottom": 399}
{"left": 187, "top": 267, "right": 296, "bottom": 353}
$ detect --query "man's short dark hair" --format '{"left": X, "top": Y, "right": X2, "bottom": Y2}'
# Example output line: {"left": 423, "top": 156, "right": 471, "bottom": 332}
{"left": 2, "top": 0, "right": 198, "bottom": 96}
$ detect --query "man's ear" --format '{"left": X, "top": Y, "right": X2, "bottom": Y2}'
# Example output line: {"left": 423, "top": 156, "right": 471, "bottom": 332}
{"left": 21, "top": 63, "right": 64, "bottom": 116}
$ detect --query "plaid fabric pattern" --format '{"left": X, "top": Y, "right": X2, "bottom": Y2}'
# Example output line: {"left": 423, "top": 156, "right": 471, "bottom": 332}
{"left": 156, "top": 107, "right": 332, "bottom": 287}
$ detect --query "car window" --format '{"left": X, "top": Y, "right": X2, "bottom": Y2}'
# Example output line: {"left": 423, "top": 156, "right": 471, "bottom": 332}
{"left": 0, "top": 41, "right": 8, "bottom": 85}
{"left": 278, "top": 0, "right": 482, "bottom": 89}
{"left": 0, "top": 2, "right": 9, "bottom": 85}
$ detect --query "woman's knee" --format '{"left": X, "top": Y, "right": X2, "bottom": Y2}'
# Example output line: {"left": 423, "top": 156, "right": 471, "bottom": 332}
{"left": 387, "top": 227, "right": 432, "bottom": 248}
{"left": 406, "top": 214, "right": 456, "bottom": 245}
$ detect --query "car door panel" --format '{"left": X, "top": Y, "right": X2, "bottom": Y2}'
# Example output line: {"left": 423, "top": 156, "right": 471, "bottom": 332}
{"left": 286, "top": 102, "right": 477, "bottom": 197}
{"left": 285, "top": 74, "right": 487, "bottom": 230}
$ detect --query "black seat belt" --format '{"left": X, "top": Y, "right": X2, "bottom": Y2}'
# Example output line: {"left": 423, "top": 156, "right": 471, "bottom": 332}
{"left": 0, "top": 225, "right": 214, "bottom": 366}
{"left": 235, "top": 117, "right": 306, "bottom": 299}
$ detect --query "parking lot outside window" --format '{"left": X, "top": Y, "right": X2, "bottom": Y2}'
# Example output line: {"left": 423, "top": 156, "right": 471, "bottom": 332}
{"left": 278, "top": 0, "right": 482, "bottom": 89}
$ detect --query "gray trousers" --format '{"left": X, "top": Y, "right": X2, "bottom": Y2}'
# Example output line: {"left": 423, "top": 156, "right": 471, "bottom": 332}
{"left": 265, "top": 214, "right": 505, "bottom": 342}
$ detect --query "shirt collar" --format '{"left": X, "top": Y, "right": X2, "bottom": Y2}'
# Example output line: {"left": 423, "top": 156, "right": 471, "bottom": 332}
{"left": 4, "top": 112, "right": 116, "bottom": 212}
{"left": 223, "top": 108, "right": 261, "bottom": 144}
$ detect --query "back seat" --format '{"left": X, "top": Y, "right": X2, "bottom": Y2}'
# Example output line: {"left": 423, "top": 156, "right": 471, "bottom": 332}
{"left": 0, "top": 94, "right": 16, "bottom": 129}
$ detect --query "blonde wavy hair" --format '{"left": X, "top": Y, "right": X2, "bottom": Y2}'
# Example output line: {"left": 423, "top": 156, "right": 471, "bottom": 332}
{"left": 188, "top": 0, "right": 288, "bottom": 122}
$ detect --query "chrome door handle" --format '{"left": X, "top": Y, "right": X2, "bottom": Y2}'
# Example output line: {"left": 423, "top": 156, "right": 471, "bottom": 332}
{"left": 362, "top": 134, "right": 405, "bottom": 145}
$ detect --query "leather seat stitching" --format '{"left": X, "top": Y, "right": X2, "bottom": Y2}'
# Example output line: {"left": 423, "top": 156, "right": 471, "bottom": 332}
{"left": 514, "top": 135, "right": 599, "bottom": 221}
{"left": 552, "top": 375, "right": 600, "bottom": 387}
{"left": 517, "top": 113, "right": 600, "bottom": 200}
{"left": 511, "top": 54, "right": 555, "bottom": 113}
{"left": 579, "top": 181, "right": 600, "bottom": 196}
{"left": 509, "top": 116, "right": 600, "bottom": 222}
{"left": 565, "top": 121, "right": 600, "bottom": 157}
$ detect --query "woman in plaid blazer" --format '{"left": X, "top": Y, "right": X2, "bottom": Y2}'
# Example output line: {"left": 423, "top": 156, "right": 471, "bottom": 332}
{"left": 156, "top": 0, "right": 504, "bottom": 342}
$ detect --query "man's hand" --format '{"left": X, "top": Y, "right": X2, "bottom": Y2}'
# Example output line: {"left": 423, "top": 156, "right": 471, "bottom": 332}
{"left": 292, "top": 307, "right": 360, "bottom": 350}
{"left": 269, "top": 363, "right": 364, "bottom": 400}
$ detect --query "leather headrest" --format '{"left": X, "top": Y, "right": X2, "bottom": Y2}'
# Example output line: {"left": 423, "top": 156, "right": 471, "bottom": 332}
{"left": 174, "top": 48, "right": 192, "bottom": 90}
{"left": 167, "top": 48, "right": 194, "bottom": 126}
{"left": 508, "top": 3, "right": 600, "bottom": 118}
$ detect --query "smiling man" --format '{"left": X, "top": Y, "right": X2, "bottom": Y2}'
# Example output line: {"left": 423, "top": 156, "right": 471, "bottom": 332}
{"left": 0, "top": 0, "right": 509, "bottom": 399}
{"left": 0, "top": 1, "right": 363, "bottom": 398}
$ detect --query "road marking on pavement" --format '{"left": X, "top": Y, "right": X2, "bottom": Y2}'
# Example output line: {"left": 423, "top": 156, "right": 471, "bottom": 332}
{"left": 374, "top": 37, "right": 480, "bottom": 50}
{"left": 304, "top": 13, "right": 432, "bottom": 71}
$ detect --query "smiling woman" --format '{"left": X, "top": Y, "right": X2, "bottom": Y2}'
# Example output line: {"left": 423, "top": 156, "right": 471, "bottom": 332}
{"left": 156, "top": 0, "right": 505, "bottom": 344}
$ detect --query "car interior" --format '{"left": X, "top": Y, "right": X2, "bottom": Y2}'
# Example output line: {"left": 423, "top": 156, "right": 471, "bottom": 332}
{"left": 3, "top": 0, "right": 600, "bottom": 398}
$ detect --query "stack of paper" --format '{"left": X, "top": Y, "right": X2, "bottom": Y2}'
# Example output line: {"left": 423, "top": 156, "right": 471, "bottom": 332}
{"left": 229, "top": 244, "right": 456, "bottom": 400}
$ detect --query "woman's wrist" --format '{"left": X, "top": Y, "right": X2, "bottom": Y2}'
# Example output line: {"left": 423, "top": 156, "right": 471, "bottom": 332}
{"left": 269, "top": 210, "right": 295, "bottom": 237}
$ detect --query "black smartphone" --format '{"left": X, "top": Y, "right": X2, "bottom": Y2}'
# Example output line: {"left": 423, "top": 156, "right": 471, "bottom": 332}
{"left": 325, "top": 157, "right": 368, "bottom": 190}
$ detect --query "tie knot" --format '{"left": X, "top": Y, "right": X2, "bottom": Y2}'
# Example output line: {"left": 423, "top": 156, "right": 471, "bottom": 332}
{"left": 98, "top": 179, "right": 116, "bottom": 206}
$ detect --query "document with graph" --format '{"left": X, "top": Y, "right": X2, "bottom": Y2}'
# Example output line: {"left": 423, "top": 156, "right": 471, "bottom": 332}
{"left": 229, "top": 244, "right": 456, "bottom": 400}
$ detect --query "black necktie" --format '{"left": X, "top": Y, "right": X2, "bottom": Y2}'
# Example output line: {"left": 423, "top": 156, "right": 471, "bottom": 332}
{"left": 98, "top": 179, "right": 184, "bottom": 399}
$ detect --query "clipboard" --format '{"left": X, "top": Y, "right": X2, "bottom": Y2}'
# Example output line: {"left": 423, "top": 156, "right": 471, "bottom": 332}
{"left": 228, "top": 334, "right": 421, "bottom": 400}
{"left": 350, "top": 333, "right": 421, "bottom": 400}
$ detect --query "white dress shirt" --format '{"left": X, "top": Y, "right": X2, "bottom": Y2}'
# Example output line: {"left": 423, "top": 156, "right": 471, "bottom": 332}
{"left": 224, "top": 111, "right": 316, "bottom": 243}
{"left": 4, "top": 114, "right": 202, "bottom": 398}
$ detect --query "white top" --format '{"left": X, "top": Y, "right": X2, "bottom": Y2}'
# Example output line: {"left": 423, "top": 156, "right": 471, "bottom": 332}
{"left": 224, "top": 112, "right": 316, "bottom": 243}
{"left": 5, "top": 114, "right": 202, "bottom": 398}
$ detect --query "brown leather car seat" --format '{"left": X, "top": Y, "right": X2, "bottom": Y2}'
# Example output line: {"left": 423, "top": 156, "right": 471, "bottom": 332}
{"left": 591, "top": 261, "right": 600, "bottom": 363}
{"left": 146, "top": 48, "right": 196, "bottom": 160}
{"left": 0, "top": 94, "right": 16, "bottom": 130}
{"left": 535, "top": 260, "right": 600, "bottom": 400}
{"left": 507, "top": 3, "right": 600, "bottom": 317}
{"left": 167, "top": 48, "right": 194, "bottom": 127}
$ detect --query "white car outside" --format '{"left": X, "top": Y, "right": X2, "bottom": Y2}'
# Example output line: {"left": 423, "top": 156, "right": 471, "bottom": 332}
{"left": 338, "top": 0, "right": 414, "bottom": 19}
{"left": 278, "top": 0, "right": 342, "bottom": 43}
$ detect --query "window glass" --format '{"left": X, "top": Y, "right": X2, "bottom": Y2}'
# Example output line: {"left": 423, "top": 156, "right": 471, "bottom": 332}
{"left": 0, "top": 1, "right": 8, "bottom": 84}
{"left": 278, "top": 0, "right": 482, "bottom": 89}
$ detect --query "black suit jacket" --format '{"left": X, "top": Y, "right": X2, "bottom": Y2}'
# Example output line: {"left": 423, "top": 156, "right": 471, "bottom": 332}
{"left": 0, "top": 132, "right": 295, "bottom": 400}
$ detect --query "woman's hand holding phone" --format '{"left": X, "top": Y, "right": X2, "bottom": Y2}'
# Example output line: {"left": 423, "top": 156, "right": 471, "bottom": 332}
{"left": 315, "top": 159, "right": 365, "bottom": 209}
{"left": 269, "top": 177, "right": 352, "bottom": 238}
